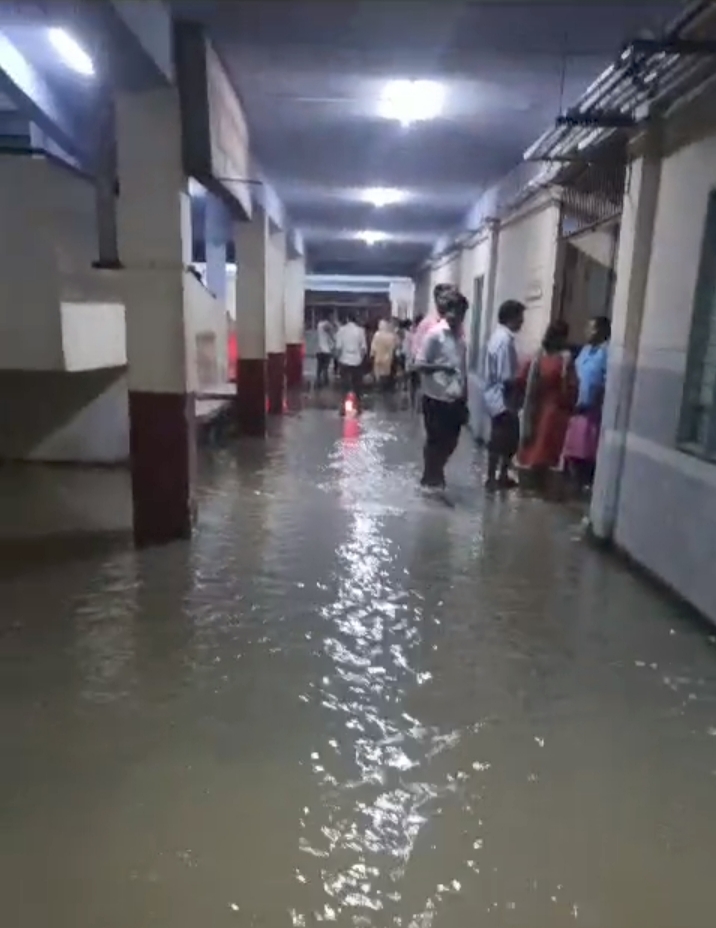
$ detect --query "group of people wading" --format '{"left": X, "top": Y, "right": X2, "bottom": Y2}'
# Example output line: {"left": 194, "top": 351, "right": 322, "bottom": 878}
{"left": 416, "top": 282, "right": 610, "bottom": 495}
{"left": 315, "top": 281, "right": 610, "bottom": 498}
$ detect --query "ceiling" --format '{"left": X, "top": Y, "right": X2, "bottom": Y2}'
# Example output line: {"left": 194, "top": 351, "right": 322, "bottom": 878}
{"left": 173, "top": 0, "right": 681, "bottom": 276}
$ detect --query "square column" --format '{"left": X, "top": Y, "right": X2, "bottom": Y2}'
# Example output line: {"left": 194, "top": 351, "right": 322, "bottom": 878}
{"left": 267, "top": 227, "right": 287, "bottom": 414}
{"left": 284, "top": 254, "right": 306, "bottom": 388}
{"left": 204, "top": 191, "right": 228, "bottom": 303}
{"left": 234, "top": 210, "right": 268, "bottom": 436}
{"left": 116, "top": 86, "right": 196, "bottom": 547}
{"left": 590, "top": 127, "right": 663, "bottom": 540}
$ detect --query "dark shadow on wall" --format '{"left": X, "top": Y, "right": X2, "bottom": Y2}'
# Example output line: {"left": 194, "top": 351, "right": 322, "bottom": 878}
{"left": 0, "top": 367, "right": 128, "bottom": 460}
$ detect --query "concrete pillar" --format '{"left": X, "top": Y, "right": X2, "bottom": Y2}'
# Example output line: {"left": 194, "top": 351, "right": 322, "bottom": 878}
{"left": 267, "top": 228, "right": 286, "bottom": 414}
{"left": 204, "top": 192, "right": 227, "bottom": 303}
{"left": 234, "top": 210, "right": 268, "bottom": 436}
{"left": 590, "top": 126, "right": 663, "bottom": 540}
{"left": 284, "top": 254, "right": 306, "bottom": 388}
{"left": 93, "top": 91, "right": 120, "bottom": 269}
{"left": 116, "top": 86, "right": 196, "bottom": 547}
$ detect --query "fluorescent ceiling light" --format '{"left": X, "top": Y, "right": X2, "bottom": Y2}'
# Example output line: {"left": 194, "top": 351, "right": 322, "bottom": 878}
{"left": 356, "top": 230, "right": 389, "bottom": 246}
{"left": 362, "top": 187, "right": 405, "bottom": 208}
{"left": 378, "top": 79, "right": 444, "bottom": 127}
{"left": 48, "top": 27, "right": 94, "bottom": 77}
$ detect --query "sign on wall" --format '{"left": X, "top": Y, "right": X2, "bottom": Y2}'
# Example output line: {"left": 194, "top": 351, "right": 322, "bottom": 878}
{"left": 175, "top": 22, "right": 252, "bottom": 219}
{"left": 205, "top": 43, "right": 252, "bottom": 218}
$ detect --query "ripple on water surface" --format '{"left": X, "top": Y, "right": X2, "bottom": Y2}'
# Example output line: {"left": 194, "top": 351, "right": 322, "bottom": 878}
{"left": 1, "top": 407, "right": 716, "bottom": 928}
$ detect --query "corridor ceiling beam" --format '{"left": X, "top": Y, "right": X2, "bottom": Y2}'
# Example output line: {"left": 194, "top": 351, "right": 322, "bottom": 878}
{"left": 81, "top": 0, "right": 174, "bottom": 90}
{"left": 0, "top": 31, "right": 85, "bottom": 162}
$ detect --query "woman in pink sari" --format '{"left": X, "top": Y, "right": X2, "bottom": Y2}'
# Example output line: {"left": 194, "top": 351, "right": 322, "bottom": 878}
{"left": 562, "top": 315, "right": 611, "bottom": 489}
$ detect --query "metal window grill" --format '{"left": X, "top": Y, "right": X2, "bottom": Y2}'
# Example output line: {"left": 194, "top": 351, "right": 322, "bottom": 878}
{"left": 558, "top": 140, "right": 628, "bottom": 236}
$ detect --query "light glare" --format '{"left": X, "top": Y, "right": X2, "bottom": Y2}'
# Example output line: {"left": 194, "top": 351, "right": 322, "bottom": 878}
{"left": 356, "top": 230, "right": 389, "bottom": 246}
{"left": 378, "top": 79, "right": 444, "bottom": 127}
{"left": 48, "top": 27, "right": 94, "bottom": 77}
{"left": 362, "top": 187, "right": 405, "bottom": 208}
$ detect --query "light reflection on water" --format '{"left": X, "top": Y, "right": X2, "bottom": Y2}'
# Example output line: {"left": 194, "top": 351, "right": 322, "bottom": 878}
{"left": 1, "top": 406, "right": 716, "bottom": 928}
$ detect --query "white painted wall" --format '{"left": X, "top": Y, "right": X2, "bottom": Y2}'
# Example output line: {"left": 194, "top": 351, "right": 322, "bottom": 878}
{"left": 29, "top": 375, "right": 130, "bottom": 464}
{"left": 61, "top": 303, "right": 127, "bottom": 372}
{"left": 492, "top": 194, "right": 561, "bottom": 357}
{"left": 284, "top": 255, "right": 306, "bottom": 345}
{"left": 0, "top": 462, "right": 131, "bottom": 539}
{"left": 266, "top": 228, "right": 286, "bottom": 354}
{"left": 183, "top": 271, "right": 229, "bottom": 391}
{"left": 234, "top": 210, "right": 268, "bottom": 360}
{"left": 594, "top": 127, "right": 716, "bottom": 622}
{"left": 0, "top": 155, "right": 131, "bottom": 374}
{"left": 0, "top": 156, "right": 64, "bottom": 370}
{"left": 429, "top": 253, "right": 461, "bottom": 292}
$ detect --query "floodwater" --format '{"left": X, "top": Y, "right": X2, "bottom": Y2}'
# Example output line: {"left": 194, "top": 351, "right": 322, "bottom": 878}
{"left": 2, "top": 400, "right": 716, "bottom": 928}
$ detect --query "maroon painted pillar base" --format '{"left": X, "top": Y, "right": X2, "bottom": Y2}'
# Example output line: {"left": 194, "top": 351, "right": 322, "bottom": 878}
{"left": 236, "top": 358, "right": 267, "bottom": 436}
{"left": 285, "top": 342, "right": 303, "bottom": 389}
{"left": 267, "top": 351, "right": 285, "bottom": 414}
{"left": 129, "top": 391, "right": 196, "bottom": 548}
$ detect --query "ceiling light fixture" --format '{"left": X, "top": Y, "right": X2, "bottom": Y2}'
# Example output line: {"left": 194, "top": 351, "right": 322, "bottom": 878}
{"left": 356, "top": 230, "right": 389, "bottom": 246}
{"left": 48, "top": 27, "right": 95, "bottom": 77}
{"left": 362, "top": 187, "right": 405, "bottom": 208}
{"left": 378, "top": 79, "right": 444, "bottom": 127}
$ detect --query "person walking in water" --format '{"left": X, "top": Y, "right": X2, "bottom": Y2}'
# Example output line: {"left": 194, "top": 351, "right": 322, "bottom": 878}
{"left": 483, "top": 299, "right": 525, "bottom": 490}
{"left": 517, "top": 320, "right": 577, "bottom": 487}
{"left": 416, "top": 290, "right": 469, "bottom": 493}
{"left": 315, "top": 312, "right": 335, "bottom": 388}
{"left": 335, "top": 312, "right": 367, "bottom": 415}
{"left": 370, "top": 319, "right": 397, "bottom": 391}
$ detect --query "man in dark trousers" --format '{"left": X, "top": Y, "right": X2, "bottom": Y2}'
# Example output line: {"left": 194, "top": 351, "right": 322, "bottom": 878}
{"left": 415, "top": 290, "right": 469, "bottom": 493}
{"left": 335, "top": 311, "right": 367, "bottom": 414}
{"left": 483, "top": 299, "right": 525, "bottom": 489}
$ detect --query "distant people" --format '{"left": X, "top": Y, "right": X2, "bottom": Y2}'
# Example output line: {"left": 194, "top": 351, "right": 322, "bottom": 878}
{"left": 405, "top": 314, "right": 425, "bottom": 410}
{"left": 394, "top": 320, "right": 410, "bottom": 385}
{"left": 563, "top": 315, "right": 611, "bottom": 489}
{"left": 315, "top": 312, "right": 335, "bottom": 388}
{"left": 335, "top": 312, "right": 367, "bottom": 414}
{"left": 483, "top": 299, "right": 526, "bottom": 490}
{"left": 416, "top": 290, "right": 469, "bottom": 492}
{"left": 517, "top": 321, "right": 577, "bottom": 482}
{"left": 370, "top": 319, "right": 397, "bottom": 391}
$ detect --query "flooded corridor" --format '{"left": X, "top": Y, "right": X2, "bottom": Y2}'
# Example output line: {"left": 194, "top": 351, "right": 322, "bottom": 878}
{"left": 2, "top": 403, "right": 716, "bottom": 928}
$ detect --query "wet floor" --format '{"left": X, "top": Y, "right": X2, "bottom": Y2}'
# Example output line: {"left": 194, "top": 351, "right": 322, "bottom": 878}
{"left": 2, "top": 399, "right": 716, "bottom": 928}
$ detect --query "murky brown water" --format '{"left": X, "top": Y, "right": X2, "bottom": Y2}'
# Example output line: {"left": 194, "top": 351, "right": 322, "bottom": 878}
{"left": 2, "top": 403, "right": 716, "bottom": 928}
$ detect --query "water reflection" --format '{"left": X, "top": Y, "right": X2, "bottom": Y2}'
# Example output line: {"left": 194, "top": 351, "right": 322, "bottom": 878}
{"left": 1, "top": 405, "right": 716, "bottom": 928}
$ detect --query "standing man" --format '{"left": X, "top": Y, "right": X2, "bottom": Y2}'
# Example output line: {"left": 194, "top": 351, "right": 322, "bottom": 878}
{"left": 315, "top": 311, "right": 335, "bottom": 388}
{"left": 416, "top": 290, "right": 469, "bottom": 492}
{"left": 335, "top": 312, "right": 367, "bottom": 414}
{"left": 483, "top": 299, "right": 526, "bottom": 490}
{"left": 413, "top": 283, "right": 455, "bottom": 362}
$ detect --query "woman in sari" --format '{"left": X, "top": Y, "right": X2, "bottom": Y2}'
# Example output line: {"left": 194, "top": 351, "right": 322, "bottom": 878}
{"left": 371, "top": 319, "right": 397, "bottom": 391}
{"left": 517, "top": 321, "right": 577, "bottom": 482}
{"left": 562, "top": 315, "right": 611, "bottom": 489}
